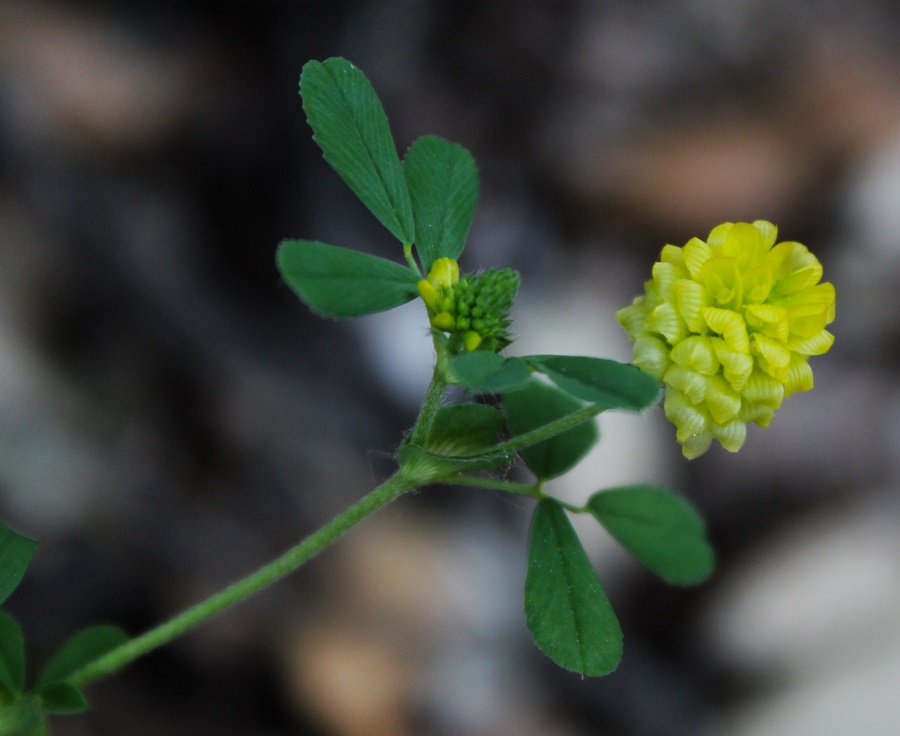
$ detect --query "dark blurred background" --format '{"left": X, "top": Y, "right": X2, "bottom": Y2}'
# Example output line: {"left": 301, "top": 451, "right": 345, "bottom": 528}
{"left": 1, "top": 1, "right": 899, "bottom": 734}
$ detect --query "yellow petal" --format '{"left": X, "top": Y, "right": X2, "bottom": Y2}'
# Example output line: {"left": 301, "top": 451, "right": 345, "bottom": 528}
{"left": 673, "top": 279, "right": 710, "bottom": 332}
{"left": 740, "top": 400, "right": 776, "bottom": 427}
{"left": 742, "top": 370, "right": 785, "bottom": 409}
{"left": 742, "top": 262, "right": 775, "bottom": 304}
{"left": 726, "top": 222, "right": 765, "bottom": 266}
{"left": 682, "top": 237, "right": 712, "bottom": 279}
{"left": 664, "top": 365, "right": 708, "bottom": 404}
{"left": 745, "top": 304, "right": 790, "bottom": 342}
{"left": 665, "top": 389, "right": 708, "bottom": 441}
{"left": 417, "top": 279, "right": 441, "bottom": 312}
{"left": 701, "top": 257, "right": 742, "bottom": 307}
{"left": 648, "top": 303, "right": 688, "bottom": 344}
{"left": 784, "top": 355, "right": 814, "bottom": 396}
{"left": 787, "top": 329, "right": 834, "bottom": 356}
{"left": 703, "top": 307, "right": 750, "bottom": 353}
{"left": 774, "top": 281, "right": 835, "bottom": 310}
{"left": 426, "top": 257, "right": 459, "bottom": 289}
{"left": 706, "top": 222, "right": 733, "bottom": 250}
{"left": 752, "top": 220, "right": 778, "bottom": 248}
{"left": 431, "top": 312, "right": 455, "bottom": 331}
{"left": 752, "top": 333, "right": 791, "bottom": 382}
{"left": 659, "top": 245, "right": 691, "bottom": 279}
{"left": 710, "top": 419, "right": 747, "bottom": 453}
{"left": 670, "top": 335, "right": 719, "bottom": 374}
{"left": 711, "top": 338, "right": 754, "bottom": 392}
{"left": 633, "top": 336, "right": 671, "bottom": 379}
{"left": 681, "top": 432, "right": 713, "bottom": 460}
{"left": 651, "top": 261, "right": 680, "bottom": 296}
{"left": 616, "top": 300, "right": 648, "bottom": 338}
{"left": 705, "top": 375, "right": 742, "bottom": 425}
{"left": 463, "top": 331, "right": 482, "bottom": 351}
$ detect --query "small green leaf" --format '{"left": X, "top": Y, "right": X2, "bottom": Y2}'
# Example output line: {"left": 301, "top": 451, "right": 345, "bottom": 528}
{"left": 403, "top": 135, "right": 478, "bottom": 272}
{"left": 0, "top": 614, "right": 25, "bottom": 696}
{"left": 277, "top": 240, "right": 419, "bottom": 318}
{"left": 502, "top": 381, "right": 599, "bottom": 480}
{"left": 588, "top": 485, "right": 715, "bottom": 585}
{"left": 426, "top": 404, "right": 504, "bottom": 456}
{"left": 0, "top": 695, "right": 44, "bottom": 736}
{"left": 526, "top": 356, "right": 662, "bottom": 412}
{"left": 300, "top": 58, "right": 414, "bottom": 243}
{"left": 0, "top": 523, "right": 37, "bottom": 607}
{"left": 37, "top": 625, "right": 128, "bottom": 688}
{"left": 36, "top": 682, "right": 88, "bottom": 714}
{"left": 525, "top": 499, "right": 623, "bottom": 676}
{"left": 448, "top": 352, "right": 532, "bottom": 394}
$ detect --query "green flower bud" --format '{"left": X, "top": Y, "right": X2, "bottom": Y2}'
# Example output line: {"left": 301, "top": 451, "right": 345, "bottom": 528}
{"left": 417, "top": 258, "right": 519, "bottom": 352}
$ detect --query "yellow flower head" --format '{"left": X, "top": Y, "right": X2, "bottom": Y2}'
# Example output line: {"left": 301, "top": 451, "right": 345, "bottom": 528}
{"left": 617, "top": 221, "right": 835, "bottom": 459}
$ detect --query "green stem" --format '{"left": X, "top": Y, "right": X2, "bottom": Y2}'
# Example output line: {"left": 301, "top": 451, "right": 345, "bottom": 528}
{"left": 465, "top": 403, "right": 604, "bottom": 458}
{"left": 409, "top": 363, "right": 448, "bottom": 446}
{"left": 451, "top": 475, "right": 540, "bottom": 497}
{"left": 66, "top": 471, "right": 419, "bottom": 689}
{"left": 450, "top": 475, "right": 587, "bottom": 513}
{"left": 403, "top": 243, "right": 422, "bottom": 276}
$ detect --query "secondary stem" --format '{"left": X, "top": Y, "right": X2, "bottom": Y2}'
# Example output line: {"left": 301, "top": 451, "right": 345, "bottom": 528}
{"left": 67, "top": 471, "right": 419, "bottom": 689}
{"left": 450, "top": 476, "right": 587, "bottom": 514}
{"left": 468, "top": 402, "right": 604, "bottom": 458}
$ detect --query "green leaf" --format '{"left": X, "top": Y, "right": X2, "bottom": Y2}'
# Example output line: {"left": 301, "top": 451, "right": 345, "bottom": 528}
{"left": 448, "top": 352, "right": 532, "bottom": 394}
{"left": 37, "top": 625, "right": 128, "bottom": 688}
{"left": 426, "top": 403, "right": 504, "bottom": 456}
{"left": 525, "top": 499, "right": 623, "bottom": 676}
{"left": 525, "top": 356, "right": 662, "bottom": 412}
{"left": 588, "top": 485, "right": 715, "bottom": 586}
{"left": 300, "top": 58, "right": 414, "bottom": 243}
{"left": 36, "top": 682, "right": 87, "bottom": 714}
{"left": 403, "top": 135, "right": 478, "bottom": 272}
{"left": 0, "top": 523, "right": 37, "bottom": 606}
{"left": 0, "top": 695, "right": 44, "bottom": 736}
{"left": 502, "top": 381, "right": 599, "bottom": 480}
{"left": 0, "top": 615, "right": 25, "bottom": 696}
{"left": 277, "top": 240, "right": 420, "bottom": 318}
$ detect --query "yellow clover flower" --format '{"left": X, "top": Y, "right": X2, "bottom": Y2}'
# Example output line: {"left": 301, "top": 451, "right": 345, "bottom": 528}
{"left": 617, "top": 221, "right": 835, "bottom": 459}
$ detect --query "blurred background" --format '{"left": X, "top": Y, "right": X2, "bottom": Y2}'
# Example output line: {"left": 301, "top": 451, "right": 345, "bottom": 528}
{"left": 1, "top": 0, "right": 899, "bottom": 734}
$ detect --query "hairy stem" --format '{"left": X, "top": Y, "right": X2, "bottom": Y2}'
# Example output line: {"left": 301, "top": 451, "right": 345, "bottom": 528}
{"left": 67, "top": 471, "right": 419, "bottom": 688}
{"left": 409, "top": 363, "right": 448, "bottom": 446}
